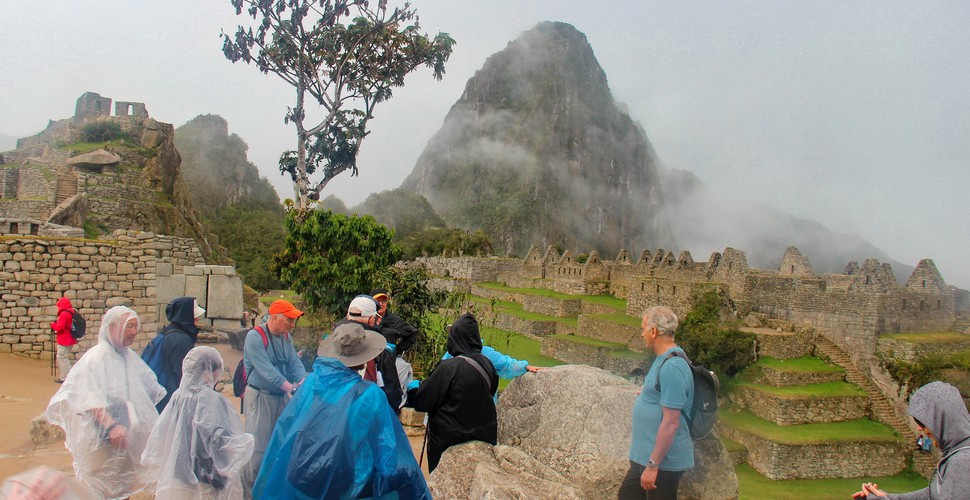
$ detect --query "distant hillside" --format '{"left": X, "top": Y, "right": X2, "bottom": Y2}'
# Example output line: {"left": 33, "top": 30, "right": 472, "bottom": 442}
{"left": 175, "top": 115, "right": 285, "bottom": 290}
{"left": 402, "top": 21, "right": 674, "bottom": 256}
{"left": 661, "top": 168, "right": 914, "bottom": 280}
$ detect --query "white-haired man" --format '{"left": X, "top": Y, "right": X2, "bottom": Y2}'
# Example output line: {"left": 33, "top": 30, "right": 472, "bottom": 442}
{"left": 619, "top": 306, "right": 694, "bottom": 500}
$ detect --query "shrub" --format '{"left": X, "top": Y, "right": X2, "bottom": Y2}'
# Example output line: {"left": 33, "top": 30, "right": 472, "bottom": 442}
{"left": 79, "top": 120, "right": 126, "bottom": 143}
{"left": 882, "top": 349, "right": 970, "bottom": 395}
{"left": 677, "top": 289, "right": 756, "bottom": 376}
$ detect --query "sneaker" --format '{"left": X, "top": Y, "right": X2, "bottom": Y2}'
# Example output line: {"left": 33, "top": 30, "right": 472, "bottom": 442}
{"left": 54, "top": 378, "right": 64, "bottom": 384}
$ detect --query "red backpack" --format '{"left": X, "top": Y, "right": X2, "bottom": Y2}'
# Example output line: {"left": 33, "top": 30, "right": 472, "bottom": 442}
{"left": 232, "top": 325, "right": 287, "bottom": 409}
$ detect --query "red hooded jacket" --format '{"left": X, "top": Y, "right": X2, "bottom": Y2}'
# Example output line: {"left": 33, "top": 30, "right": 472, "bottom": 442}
{"left": 51, "top": 297, "right": 77, "bottom": 346}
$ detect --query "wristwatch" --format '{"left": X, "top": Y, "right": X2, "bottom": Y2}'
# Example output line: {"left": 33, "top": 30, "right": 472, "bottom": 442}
{"left": 646, "top": 459, "right": 659, "bottom": 469}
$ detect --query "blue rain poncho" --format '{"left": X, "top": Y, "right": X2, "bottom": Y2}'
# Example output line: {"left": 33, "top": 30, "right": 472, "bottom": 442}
{"left": 253, "top": 356, "right": 430, "bottom": 500}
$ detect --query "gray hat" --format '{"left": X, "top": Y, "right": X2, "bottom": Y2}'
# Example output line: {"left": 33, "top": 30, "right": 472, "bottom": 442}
{"left": 317, "top": 323, "right": 386, "bottom": 367}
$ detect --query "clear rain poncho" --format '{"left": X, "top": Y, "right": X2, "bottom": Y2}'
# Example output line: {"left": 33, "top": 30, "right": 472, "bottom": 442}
{"left": 142, "top": 346, "right": 254, "bottom": 499}
{"left": 45, "top": 306, "right": 166, "bottom": 499}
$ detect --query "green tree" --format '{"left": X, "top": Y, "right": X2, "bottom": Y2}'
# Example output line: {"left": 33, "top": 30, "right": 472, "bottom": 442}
{"left": 275, "top": 207, "right": 401, "bottom": 316}
{"left": 221, "top": 0, "right": 455, "bottom": 208}
{"left": 677, "top": 289, "right": 755, "bottom": 377}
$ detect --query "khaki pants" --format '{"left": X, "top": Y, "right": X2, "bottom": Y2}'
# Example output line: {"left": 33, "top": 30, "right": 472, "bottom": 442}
{"left": 240, "top": 387, "right": 287, "bottom": 499}
{"left": 56, "top": 344, "right": 73, "bottom": 379}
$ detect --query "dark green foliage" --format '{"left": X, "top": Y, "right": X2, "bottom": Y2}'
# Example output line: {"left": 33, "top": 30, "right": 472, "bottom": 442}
{"left": 677, "top": 289, "right": 756, "bottom": 376}
{"left": 275, "top": 208, "right": 401, "bottom": 317}
{"left": 79, "top": 121, "right": 127, "bottom": 143}
{"left": 207, "top": 206, "right": 285, "bottom": 290}
{"left": 396, "top": 227, "right": 493, "bottom": 260}
{"left": 882, "top": 349, "right": 970, "bottom": 395}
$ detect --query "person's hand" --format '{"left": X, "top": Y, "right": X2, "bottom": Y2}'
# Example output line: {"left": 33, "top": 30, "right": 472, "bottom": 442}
{"left": 639, "top": 465, "right": 659, "bottom": 490}
{"left": 108, "top": 425, "right": 128, "bottom": 449}
{"left": 281, "top": 381, "right": 295, "bottom": 394}
{"left": 853, "top": 482, "right": 885, "bottom": 498}
{"left": 525, "top": 365, "right": 542, "bottom": 373}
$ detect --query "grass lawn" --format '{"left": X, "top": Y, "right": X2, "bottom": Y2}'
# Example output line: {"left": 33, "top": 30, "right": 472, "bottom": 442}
{"left": 481, "top": 326, "right": 564, "bottom": 391}
{"left": 471, "top": 296, "right": 578, "bottom": 327}
{"left": 736, "top": 464, "right": 927, "bottom": 500}
{"left": 757, "top": 356, "right": 844, "bottom": 373}
{"left": 550, "top": 333, "right": 627, "bottom": 350}
{"left": 882, "top": 331, "right": 970, "bottom": 343}
{"left": 720, "top": 410, "right": 900, "bottom": 444}
{"left": 475, "top": 282, "right": 627, "bottom": 310}
{"left": 737, "top": 381, "right": 866, "bottom": 398}
{"left": 260, "top": 290, "right": 302, "bottom": 306}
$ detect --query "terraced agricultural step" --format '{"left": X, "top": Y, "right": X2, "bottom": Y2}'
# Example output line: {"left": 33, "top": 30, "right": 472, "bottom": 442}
{"left": 742, "top": 327, "right": 813, "bottom": 359}
{"left": 730, "top": 382, "right": 868, "bottom": 425}
{"left": 576, "top": 314, "right": 642, "bottom": 350}
{"left": 541, "top": 334, "right": 646, "bottom": 376}
{"left": 719, "top": 410, "right": 906, "bottom": 480}
{"left": 755, "top": 356, "right": 846, "bottom": 387}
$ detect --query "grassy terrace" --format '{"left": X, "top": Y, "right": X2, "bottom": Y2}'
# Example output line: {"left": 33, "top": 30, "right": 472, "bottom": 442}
{"left": 586, "top": 312, "right": 641, "bottom": 327}
{"left": 475, "top": 282, "right": 627, "bottom": 311}
{"left": 550, "top": 333, "right": 627, "bottom": 350}
{"left": 481, "top": 326, "right": 564, "bottom": 368}
{"left": 470, "top": 296, "right": 578, "bottom": 327}
{"left": 720, "top": 410, "right": 900, "bottom": 444}
{"left": 736, "top": 464, "right": 926, "bottom": 500}
{"left": 757, "top": 356, "right": 844, "bottom": 373}
{"left": 736, "top": 381, "right": 866, "bottom": 398}
{"left": 882, "top": 331, "right": 969, "bottom": 343}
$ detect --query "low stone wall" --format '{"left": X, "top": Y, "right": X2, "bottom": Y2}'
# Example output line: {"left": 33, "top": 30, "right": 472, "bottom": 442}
{"left": 481, "top": 310, "right": 564, "bottom": 338}
{"left": 576, "top": 315, "right": 641, "bottom": 351}
{"left": 754, "top": 331, "right": 814, "bottom": 359}
{"left": 760, "top": 367, "right": 844, "bottom": 387}
{"left": 720, "top": 425, "right": 906, "bottom": 479}
{"left": 731, "top": 387, "right": 867, "bottom": 425}
{"left": 522, "top": 296, "right": 582, "bottom": 318}
{"left": 470, "top": 284, "right": 521, "bottom": 303}
{"left": 0, "top": 199, "right": 52, "bottom": 221}
{"left": 415, "top": 256, "right": 519, "bottom": 282}
{"left": 0, "top": 231, "right": 204, "bottom": 358}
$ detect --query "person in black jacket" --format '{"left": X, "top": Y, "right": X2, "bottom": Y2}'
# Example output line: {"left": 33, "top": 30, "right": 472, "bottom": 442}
{"left": 370, "top": 288, "right": 419, "bottom": 354}
{"left": 406, "top": 312, "right": 498, "bottom": 472}
{"left": 155, "top": 296, "right": 205, "bottom": 412}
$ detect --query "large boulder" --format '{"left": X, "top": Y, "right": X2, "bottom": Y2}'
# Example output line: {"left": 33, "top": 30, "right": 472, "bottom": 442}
{"left": 427, "top": 441, "right": 583, "bottom": 499}
{"left": 66, "top": 149, "right": 120, "bottom": 171}
{"left": 47, "top": 193, "right": 87, "bottom": 227}
{"left": 449, "top": 364, "right": 736, "bottom": 499}
{"left": 30, "top": 415, "right": 64, "bottom": 445}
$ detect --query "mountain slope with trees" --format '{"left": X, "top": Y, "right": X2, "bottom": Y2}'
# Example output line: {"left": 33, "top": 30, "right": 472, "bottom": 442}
{"left": 175, "top": 114, "right": 285, "bottom": 290}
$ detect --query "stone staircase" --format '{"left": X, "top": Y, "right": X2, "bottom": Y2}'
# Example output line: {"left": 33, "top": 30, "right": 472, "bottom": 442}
{"left": 54, "top": 167, "right": 78, "bottom": 206}
{"left": 814, "top": 336, "right": 913, "bottom": 438}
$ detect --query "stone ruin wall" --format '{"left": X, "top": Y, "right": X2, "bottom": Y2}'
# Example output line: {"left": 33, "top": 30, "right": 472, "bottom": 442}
{"left": 0, "top": 230, "right": 242, "bottom": 360}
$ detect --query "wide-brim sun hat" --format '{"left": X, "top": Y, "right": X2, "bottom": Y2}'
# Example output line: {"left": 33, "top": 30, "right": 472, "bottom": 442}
{"left": 318, "top": 323, "right": 386, "bottom": 367}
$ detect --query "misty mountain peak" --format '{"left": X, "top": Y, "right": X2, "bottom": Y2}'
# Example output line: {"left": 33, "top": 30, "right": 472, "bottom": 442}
{"left": 403, "top": 22, "right": 674, "bottom": 255}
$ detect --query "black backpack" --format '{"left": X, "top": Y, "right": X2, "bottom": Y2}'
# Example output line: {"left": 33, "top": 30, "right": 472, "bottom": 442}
{"left": 66, "top": 310, "right": 86, "bottom": 339}
{"left": 655, "top": 350, "right": 719, "bottom": 440}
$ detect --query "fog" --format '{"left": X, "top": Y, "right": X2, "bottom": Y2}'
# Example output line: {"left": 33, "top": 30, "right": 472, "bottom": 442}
{"left": 1, "top": 1, "right": 968, "bottom": 287}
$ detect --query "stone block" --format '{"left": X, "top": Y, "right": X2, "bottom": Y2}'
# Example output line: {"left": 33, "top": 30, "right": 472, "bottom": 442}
{"left": 30, "top": 415, "right": 65, "bottom": 445}
{"left": 206, "top": 265, "right": 235, "bottom": 276}
{"left": 156, "top": 262, "right": 173, "bottom": 277}
{"left": 117, "top": 262, "right": 135, "bottom": 274}
{"left": 185, "top": 275, "right": 208, "bottom": 306}
{"left": 156, "top": 275, "right": 187, "bottom": 306}
{"left": 97, "top": 262, "right": 117, "bottom": 274}
{"left": 210, "top": 318, "right": 242, "bottom": 331}
{"left": 205, "top": 274, "right": 243, "bottom": 318}
{"left": 106, "top": 297, "right": 132, "bottom": 307}
{"left": 18, "top": 296, "right": 39, "bottom": 307}
{"left": 76, "top": 289, "right": 98, "bottom": 300}
{"left": 12, "top": 343, "right": 30, "bottom": 352}
{"left": 183, "top": 266, "right": 204, "bottom": 276}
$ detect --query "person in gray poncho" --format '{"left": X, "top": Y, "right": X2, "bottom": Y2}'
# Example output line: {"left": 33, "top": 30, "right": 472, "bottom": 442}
{"left": 854, "top": 381, "right": 970, "bottom": 499}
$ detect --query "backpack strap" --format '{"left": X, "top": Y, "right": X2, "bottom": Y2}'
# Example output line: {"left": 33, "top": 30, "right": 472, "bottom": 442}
{"left": 458, "top": 355, "right": 493, "bottom": 393}
{"left": 654, "top": 349, "right": 687, "bottom": 392}
{"left": 255, "top": 325, "right": 269, "bottom": 348}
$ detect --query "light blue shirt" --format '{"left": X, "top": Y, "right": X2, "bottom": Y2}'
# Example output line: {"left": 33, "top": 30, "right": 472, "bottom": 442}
{"left": 629, "top": 346, "right": 694, "bottom": 471}
{"left": 243, "top": 324, "right": 306, "bottom": 392}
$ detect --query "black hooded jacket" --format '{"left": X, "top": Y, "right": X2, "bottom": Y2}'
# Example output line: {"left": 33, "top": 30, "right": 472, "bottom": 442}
{"left": 405, "top": 313, "right": 498, "bottom": 471}
{"left": 156, "top": 297, "right": 200, "bottom": 412}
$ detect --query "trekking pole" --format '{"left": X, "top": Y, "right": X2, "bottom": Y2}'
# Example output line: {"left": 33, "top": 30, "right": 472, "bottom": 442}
{"left": 50, "top": 330, "right": 56, "bottom": 377}
{"left": 418, "top": 421, "right": 430, "bottom": 467}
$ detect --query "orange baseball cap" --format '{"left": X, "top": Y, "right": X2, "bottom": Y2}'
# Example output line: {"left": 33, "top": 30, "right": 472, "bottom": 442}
{"left": 268, "top": 299, "right": 304, "bottom": 319}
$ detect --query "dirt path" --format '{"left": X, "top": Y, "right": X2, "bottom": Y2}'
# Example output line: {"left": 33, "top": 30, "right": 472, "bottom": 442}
{"left": 0, "top": 343, "right": 429, "bottom": 485}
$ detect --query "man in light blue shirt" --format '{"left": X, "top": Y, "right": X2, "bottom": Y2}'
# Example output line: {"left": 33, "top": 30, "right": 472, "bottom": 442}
{"left": 620, "top": 306, "right": 694, "bottom": 500}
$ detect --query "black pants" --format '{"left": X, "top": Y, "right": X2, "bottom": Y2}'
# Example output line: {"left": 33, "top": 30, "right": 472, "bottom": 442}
{"left": 617, "top": 461, "right": 684, "bottom": 500}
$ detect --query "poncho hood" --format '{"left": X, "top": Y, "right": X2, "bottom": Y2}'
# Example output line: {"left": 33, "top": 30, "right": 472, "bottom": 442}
{"left": 56, "top": 297, "right": 73, "bottom": 311}
{"left": 446, "top": 313, "right": 483, "bottom": 357}
{"left": 165, "top": 297, "right": 199, "bottom": 338}
{"left": 908, "top": 381, "right": 970, "bottom": 455}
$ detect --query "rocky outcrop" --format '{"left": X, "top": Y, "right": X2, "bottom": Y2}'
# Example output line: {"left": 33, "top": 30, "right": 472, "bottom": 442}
{"left": 430, "top": 365, "right": 739, "bottom": 499}
{"left": 47, "top": 193, "right": 87, "bottom": 227}
{"left": 65, "top": 149, "right": 120, "bottom": 171}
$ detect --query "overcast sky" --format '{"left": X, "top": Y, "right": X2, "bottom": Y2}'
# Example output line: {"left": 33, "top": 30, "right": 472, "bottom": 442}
{"left": 2, "top": 1, "right": 969, "bottom": 287}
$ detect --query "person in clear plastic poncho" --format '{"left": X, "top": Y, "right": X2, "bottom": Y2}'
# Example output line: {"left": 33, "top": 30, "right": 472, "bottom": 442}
{"left": 142, "top": 346, "right": 254, "bottom": 499}
{"left": 45, "top": 306, "right": 166, "bottom": 499}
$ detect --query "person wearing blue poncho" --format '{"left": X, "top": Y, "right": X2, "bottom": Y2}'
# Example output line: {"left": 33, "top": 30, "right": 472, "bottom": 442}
{"left": 253, "top": 323, "right": 430, "bottom": 500}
